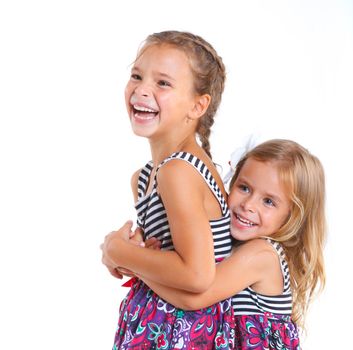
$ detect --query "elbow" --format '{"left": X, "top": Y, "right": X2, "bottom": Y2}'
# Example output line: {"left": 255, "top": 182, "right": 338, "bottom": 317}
{"left": 177, "top": 297, "right": 204, "bottom": 311}
{"left": 175, "top": 288, "right": 214, "bottom": 310}
{"left": 159, "top": 283, "right": 208, "bottom": 310}
{"left": 188, "top": 280, "right": 211, "bottom": 294}
{"left": 185, "top": 269, "right": 215, "bottom": 293}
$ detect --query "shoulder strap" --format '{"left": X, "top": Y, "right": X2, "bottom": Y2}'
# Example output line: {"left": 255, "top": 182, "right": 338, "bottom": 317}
{"left": 266, "top": 238, "right": 291, "bottom": 291}
{"left": 156, "top": 152, "right": 228, "bottom": 215}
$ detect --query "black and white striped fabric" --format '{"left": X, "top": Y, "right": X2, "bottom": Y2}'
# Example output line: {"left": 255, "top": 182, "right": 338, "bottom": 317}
{"left": 135, "top": 152, "right": 233, "bottom": 262}
{"left": 232, "top": 239, "right": 293, "bottom": 316}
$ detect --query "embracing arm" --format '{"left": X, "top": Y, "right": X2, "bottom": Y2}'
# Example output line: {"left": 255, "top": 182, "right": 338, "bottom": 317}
{"left": 103, "top": 161, "right": 216, "bottom": 293}
{"left": 101, "top": 169, "right": 142, "bottom": 280}
{"left": 139, "top": 239, "right": 282, "bottom": 309}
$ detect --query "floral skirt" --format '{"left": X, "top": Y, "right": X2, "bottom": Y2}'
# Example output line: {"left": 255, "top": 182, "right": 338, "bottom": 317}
{"left": 113, "top": 279, "right": 235, "bottom": 349}
{"left": 234, "top": 313, "right": 300, "bottom": 350}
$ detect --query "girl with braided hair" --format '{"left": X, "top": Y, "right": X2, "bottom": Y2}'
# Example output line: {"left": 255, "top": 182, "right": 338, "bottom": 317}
{"left": 101, "top": 31, "right": 235, "bottom": 349}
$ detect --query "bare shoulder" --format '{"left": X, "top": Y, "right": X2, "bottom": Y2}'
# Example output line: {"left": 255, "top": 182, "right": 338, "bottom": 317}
{"left": 157, "top": 159, "right": 204, "bottom": 189}
{"left": 234, "top": 239, "right": 279, "bottom": 267}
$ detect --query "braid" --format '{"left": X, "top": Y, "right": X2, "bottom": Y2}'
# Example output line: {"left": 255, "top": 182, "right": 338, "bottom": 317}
{"left": 141, "top": 31, "right": 226, "bottom": 159}
{"left": 198, "top": 113, "right": 214, "bottom": 159}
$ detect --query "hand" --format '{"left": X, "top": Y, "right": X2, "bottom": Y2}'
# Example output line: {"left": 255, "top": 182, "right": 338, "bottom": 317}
{"left": 102, "top": 220, "right": 133, "bottom": 250}
{"left": 129, "top": 226, "right": 144, "bottom": 246}
{"left": 113, "top": 237, "right": 161, "bottom": 278}
{"left": 113, "top": 226, "right": 145, "bottom": 277}
{"left": 101, "top": 221, "right": 134, "bottom": 279}
{"left": 101, "top": 252, "right": 124, "bottom": 279}
{"left": 145, "top": 237, "right": 161, "bottom": 250}
{"left": 130, "top": 226, "right": 161, "bottom": 250}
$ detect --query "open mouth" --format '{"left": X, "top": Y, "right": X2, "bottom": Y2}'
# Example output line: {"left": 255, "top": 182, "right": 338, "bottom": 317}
{"left": 234, "top": 213, "right": 257, "bottom": 227}
{"left": 132, "top": 104, "right": 159, "bottom": 120}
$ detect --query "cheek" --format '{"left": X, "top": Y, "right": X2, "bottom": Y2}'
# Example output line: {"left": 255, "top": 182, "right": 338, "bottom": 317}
{"left": 158, "top": 90, "right": 178, "bottom": 105}
{"left": 228, "top": 188, "right": 245, "bottom": 207}
{"left": 124, "top": 84, "right": 133, "bottom": 109}
{"left": 279, "top": 210, "right": 291, "bottom": 228}
{"left": 124, "top": 83, "right": 132, "bottom": 99}
{"left": 227, "top": 191, "right": 237, "bottom": 208}
{"left": 267, "top": 212, "right": 289, "bottom": 231}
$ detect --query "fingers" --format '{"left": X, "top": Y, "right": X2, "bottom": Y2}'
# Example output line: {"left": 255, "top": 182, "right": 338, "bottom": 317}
{"left": 145, "top": 237, "right": 161, "bottom": 250}
{"left": 121, "top": 220, "right": 133, "bottom": 232}
{"left": 102, "top": 255, "right": 123, "bottom": 279}
{"left": 103, "top": 220, "right": 134, "bottom": 246}
{"left": 130, "top": 239, "right": 145, "bottom": 247}
{"left": 128, "top": 225, "right": 145, "bottom": 247}
{"left": 116, "top": 266, "right": 135, "bottom": 277}
{"left": 100, "top": 220, "right": 136, "bottom": 279}
{"left": 108, "top": 267, "right": 123, "bottom": 279}
{"left": 109, "top": 220, "right": 134, "bottom": 237}
{"left": 134, "top": 227, "right": 144, "bottom": 238}
{"left": 129, "top": 226, "right": 144, "bottom": 241}
{"left": 145, "top": 237, "right": 157, "bottom": 248}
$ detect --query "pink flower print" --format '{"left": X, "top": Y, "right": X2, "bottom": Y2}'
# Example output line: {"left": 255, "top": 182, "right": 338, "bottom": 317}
{"left": 156, "top": 333, "right": 167, "bottom": 349}
{"left": 245, "top": 320, "right": 269, "bottom": 348}
{"left": 216, "top": 334, "right": 226, "bottom": 347}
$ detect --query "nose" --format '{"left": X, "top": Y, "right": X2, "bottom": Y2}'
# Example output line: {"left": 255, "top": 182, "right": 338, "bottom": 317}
{"left": 134, "top": 82, "right": 151, "bottom": 98}
{"left": 241, "top": 196, "right": 256, "bottom": 213}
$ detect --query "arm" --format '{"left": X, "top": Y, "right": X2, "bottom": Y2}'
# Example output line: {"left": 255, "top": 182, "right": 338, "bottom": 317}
{"left": 102, "top": 169, "right": 142, "bottom": 279}
{"left": 139, "top": 239, "right": 282, "bottom": 310}
{"left": 102, "top": 160, "right": 217, "bottom": 293}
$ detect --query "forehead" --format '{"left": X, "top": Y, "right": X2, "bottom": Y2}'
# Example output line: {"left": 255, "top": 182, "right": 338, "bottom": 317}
{"left": 239, "top": 158, "right": 288, "bottom": 196}
{"left": 240, "top": 158, "right": 277, "bottom": 175}
{"left": 135, "top": 44, "right": 191, "bottom": 72}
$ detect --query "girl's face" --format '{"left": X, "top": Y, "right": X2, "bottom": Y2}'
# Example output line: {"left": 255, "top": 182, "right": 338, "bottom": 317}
{"left": 125, "top": 44, "right": 197, "bottom": 140}
{"left": 228, "top": 158, "right": 291, "bottom": 241}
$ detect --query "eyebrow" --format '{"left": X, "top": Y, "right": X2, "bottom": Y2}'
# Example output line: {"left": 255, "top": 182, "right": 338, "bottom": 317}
{"left": 156, "top": 72, "right": 176, "bottom": 81}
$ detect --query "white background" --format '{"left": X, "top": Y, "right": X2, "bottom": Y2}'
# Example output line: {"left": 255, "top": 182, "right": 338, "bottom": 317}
{"left": 1, "top": 0, "right": 352, "bottom": 348}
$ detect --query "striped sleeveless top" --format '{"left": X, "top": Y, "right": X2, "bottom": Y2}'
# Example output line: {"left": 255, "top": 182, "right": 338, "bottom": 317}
{"left": 232, "top": 239, "right": 293, "bottom": 316}
{"left": 135, "top": 152, "right": 233, "bottom": 261}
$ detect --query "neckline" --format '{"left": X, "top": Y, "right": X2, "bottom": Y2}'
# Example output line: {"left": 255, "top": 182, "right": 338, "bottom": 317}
{"left": 136, "top": 152, "right": 228, "bottom": 215}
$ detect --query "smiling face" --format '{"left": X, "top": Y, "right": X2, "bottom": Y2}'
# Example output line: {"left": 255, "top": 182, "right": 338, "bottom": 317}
{"left": 228, "top": 158, "right": 292, "bottom": 241}
{"left": 125, "top": 44, "right": 197, "bottom": 140}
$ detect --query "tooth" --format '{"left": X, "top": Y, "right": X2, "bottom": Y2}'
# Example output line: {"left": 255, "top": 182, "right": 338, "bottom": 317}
{"left": 134, "top": 105, "right": 156, "bottom": 113}
{"left": 237, "top": 214, "right": 254, "bottom": 226}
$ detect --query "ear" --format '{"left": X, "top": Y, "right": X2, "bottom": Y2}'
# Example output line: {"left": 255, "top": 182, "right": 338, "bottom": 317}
{"left": 189, "top": 94, "right": 211, "bottom": 120}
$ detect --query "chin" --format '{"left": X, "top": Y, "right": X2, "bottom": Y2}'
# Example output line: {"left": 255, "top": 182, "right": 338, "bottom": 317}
{"left": 230, "top": 228, "right": 259, "bottom": 242}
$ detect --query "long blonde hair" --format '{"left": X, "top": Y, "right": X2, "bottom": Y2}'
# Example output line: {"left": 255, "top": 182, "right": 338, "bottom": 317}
{"left": 230, "top": 139, "right": 326, "bottom": 328}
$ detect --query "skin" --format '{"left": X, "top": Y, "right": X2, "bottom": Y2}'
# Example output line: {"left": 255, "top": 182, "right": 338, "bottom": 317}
{"left": 137, "top": 159, "right": 293, "bottom": 310}
{"left": 101, "top": 44, "right": 228, "bottom": 293}
{"left": 228, "top": 158, "right": 291, "bottom": 241}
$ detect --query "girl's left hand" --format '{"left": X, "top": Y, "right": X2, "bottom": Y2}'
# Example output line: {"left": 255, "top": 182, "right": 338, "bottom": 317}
{"left": 103, "top": 220, "right": 133, "bottom": 249}
{"left": 101, "top": 221, "right": 134, "bottom": 278}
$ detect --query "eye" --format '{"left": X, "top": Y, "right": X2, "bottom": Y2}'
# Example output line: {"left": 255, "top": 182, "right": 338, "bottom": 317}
{"left": 238, "top": 184, "right": 250, "bottom": 193}
{"left": 264, "top": 198, "right": 276, "bottom": 207}
{"left": 131, "top": 73, "right": 141, "bottom": 81}
{"left": 158, "top": 80, "right": 171, "bottom": 87}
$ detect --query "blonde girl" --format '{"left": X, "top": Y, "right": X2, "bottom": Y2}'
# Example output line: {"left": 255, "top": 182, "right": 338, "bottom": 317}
{"left": 101, "top": 31, "right": 235, "bottom": 349}
{"left": 138, "top": 139, "right": 326, "bottom": 349}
